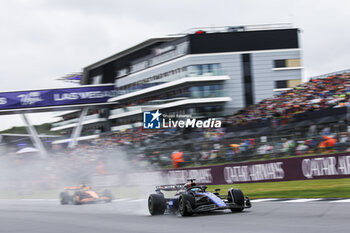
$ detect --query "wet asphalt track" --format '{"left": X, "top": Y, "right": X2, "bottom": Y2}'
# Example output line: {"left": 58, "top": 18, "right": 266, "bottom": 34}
{"left": 0, "top": 199, "right": 349, "bottom": 233}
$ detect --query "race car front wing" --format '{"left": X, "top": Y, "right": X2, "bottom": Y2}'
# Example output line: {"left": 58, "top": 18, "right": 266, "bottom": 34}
{"left": 192, "top": 197, "right": 252, "bottom": 213}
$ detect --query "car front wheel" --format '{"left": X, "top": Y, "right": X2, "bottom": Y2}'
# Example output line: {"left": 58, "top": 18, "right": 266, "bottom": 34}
{"left": 179, "top": 194, "right": 195, "bottom": 216}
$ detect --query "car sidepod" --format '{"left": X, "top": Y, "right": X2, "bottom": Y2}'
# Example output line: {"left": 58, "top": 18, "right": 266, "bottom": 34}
{"left": 197, "top": 192, "right": 227, "bottom": 207}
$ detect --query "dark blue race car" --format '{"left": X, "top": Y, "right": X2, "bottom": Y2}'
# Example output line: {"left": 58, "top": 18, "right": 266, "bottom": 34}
{"left": 148, "top": 179, "right": 251, "bottom": 216}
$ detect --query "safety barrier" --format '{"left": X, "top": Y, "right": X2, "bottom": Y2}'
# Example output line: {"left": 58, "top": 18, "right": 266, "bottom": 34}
{"left": 161, "top": 152, "right": 350, "bottom": 185}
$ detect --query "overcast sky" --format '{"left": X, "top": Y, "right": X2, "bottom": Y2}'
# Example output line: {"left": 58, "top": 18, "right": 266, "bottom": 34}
{"left": 0, "top": 0, "right": 349, "bottom": 131}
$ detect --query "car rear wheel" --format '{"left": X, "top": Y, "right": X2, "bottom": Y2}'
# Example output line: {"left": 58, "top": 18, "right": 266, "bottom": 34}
{"left": 148, "top": 194, "right": 166, "bottom": 215}
{"left": 179, "top": 194, "right": 195, "bottom": 216}
{"left": 228, "top": 188, "right": 244, "bottom": 212}
{"left": 59, "top": 192, "right": 70, "bottom": 205}
{"left": 73, "top": 191, "right": 82, "bottom": 205}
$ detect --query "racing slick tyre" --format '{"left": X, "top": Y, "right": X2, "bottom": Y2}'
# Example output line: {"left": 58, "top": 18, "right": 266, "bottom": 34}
{"left": 59, "top": 192, "right": 70, "bottom": 205}
{"left": 102, "top": 189, "right": 114, "bottom": 202}
{"left": 73, "top": 191, "right": 83, "bottom": 205}
{"left": 179, "top": 194, "right": 195, "bottom": 216}
{"left": 148, "top": 194, "right": 166, "bottom": 215}
{"left": 228, "top": 188, "right": 244, "bottom": 212}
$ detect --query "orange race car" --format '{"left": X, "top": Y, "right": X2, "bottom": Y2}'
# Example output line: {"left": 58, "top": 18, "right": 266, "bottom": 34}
{"left": 59, "top": 185, "right": 114, "bottom": 205}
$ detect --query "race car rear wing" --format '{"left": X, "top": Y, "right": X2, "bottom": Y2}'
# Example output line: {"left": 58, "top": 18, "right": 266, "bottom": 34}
{"left": 155, "top": 184, "right": 184, "bottom": 191}
{"left": 64, "top": 186, "right": 81, "bottom": 190}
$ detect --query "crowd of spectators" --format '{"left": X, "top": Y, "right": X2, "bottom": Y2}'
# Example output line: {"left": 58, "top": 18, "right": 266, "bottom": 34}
{"left": 56, "top": 122, "right": 349, "bottom": 169}
{"left": 225, "top": 73, "right": 350, "bottom": 126}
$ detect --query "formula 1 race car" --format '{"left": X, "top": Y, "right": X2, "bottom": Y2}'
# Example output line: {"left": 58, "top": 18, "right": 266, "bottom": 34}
{"left": 59, "top": 185, "right": 114, "bottom": 205}
{"left": 148, "top": 179, "right": 251, "bottom": 216}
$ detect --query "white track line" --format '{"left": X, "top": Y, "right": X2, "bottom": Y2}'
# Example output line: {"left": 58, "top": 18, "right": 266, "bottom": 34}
{"left": 129, "top": 199, "right": 146, "bottom": 202}
{"left": 112, "top": 198, "right": 131, "bottom": 202}
{"left": 251, "top": 199, "right": 278, "bottom": 202}
{"left": 283, "top": 199, "right": 322, "bottom": 203}
{"left": 19, "top": 199, "right": 58, "bottom": 201}
{"left": 330, "top": 199, "right": 350, "bottom": 203}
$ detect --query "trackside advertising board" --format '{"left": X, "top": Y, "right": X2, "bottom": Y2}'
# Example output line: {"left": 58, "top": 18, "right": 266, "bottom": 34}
{"left": 91, "top": 152, "right": 350, "bottom": 187}
{"left": 162, "top": 152, "right": 350, "bottom": 185}
{"left": 0, "top": 85, "right": 117, "bottom": 112}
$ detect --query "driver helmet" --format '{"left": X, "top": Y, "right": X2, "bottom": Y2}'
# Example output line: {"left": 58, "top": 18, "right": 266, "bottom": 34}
{"left": 185, "top": 181, "right": 197, "bottom": 188}
{"left": 80, "top": 184, "right": 90, "bottom": 190}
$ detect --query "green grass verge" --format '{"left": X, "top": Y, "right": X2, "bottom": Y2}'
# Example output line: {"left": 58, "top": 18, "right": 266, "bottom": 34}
{"left": 208, "top": 178, "right": 350, "bottom": 199}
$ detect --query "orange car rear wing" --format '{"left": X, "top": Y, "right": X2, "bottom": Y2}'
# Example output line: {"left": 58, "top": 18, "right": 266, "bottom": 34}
{"left": 64, "top": 186, "right": 81, "bottom": 190}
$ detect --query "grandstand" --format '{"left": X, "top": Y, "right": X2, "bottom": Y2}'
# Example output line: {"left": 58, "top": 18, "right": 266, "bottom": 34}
{"left": 45, "top": 70, "right": 350, "bottom": 169}
{"left": 121, "top": 73, "right": 349, "bottom": 165}
{"left": 227, "top": 72, "right": 350, "bottom": 127}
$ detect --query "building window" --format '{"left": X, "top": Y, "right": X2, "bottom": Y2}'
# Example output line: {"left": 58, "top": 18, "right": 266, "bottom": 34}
{"left": 275, "top": 79, "right": 301, "bottom": 89}
{"left": 274, "top": 60, "right": 286, "bottom": 68}
{"left": 92, "top": 75, "right": 102, "bottom": 84}
{"left": 274, "top": 59, "right": 301, "bottom": 68}
{"left": 241, "top": 54, "right": 254, "bottom": 107}
{"left": 118, "top": 64, "right": 222, "bottom": 93}
{"left": 189, "top": 85, "right": 223, "bottom": 98}
{"left": 275, "top": 80, "right": 287, "bottom": 89}
{"left": 187, "top": 63, "right": 221, "bottom": 76}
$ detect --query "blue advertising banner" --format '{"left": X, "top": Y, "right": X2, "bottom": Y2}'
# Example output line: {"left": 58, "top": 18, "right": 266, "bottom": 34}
{"left": 0, "top": 85, "right": 117, "bottom": 111}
